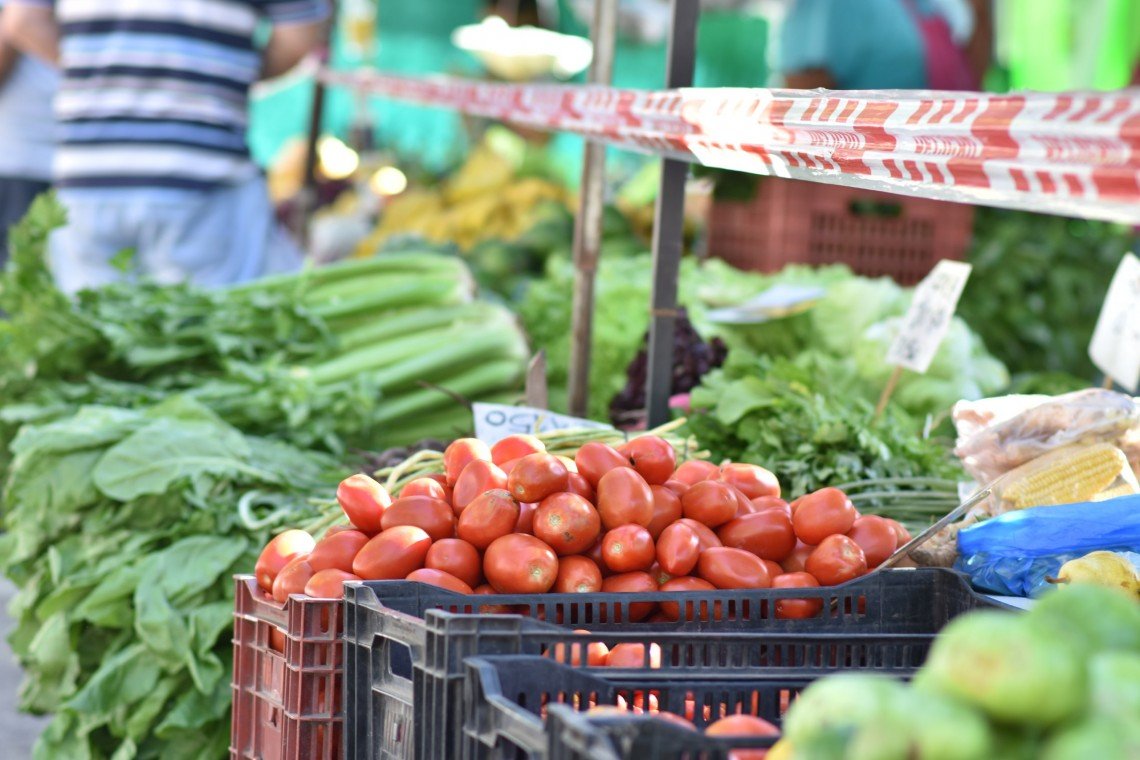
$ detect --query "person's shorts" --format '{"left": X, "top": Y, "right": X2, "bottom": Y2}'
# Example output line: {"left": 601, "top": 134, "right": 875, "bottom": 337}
{"left": 52, "top": 174, "right": 302, "bottom": 293}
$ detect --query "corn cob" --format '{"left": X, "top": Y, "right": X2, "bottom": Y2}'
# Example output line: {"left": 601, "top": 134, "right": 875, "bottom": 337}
{"left": 998, "top": 443, "right": 1136, "bottom": 510}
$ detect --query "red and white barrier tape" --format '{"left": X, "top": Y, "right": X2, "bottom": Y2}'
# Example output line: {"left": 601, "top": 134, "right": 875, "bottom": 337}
{"left": 320, "top": 69, "right": 1140, "bottom": 223}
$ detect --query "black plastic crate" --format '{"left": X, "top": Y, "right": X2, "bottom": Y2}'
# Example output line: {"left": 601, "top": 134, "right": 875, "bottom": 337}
{"left": 343, "top": 568, "right": 1001, "bottom": 760}
{"left": 462, "top": 655, "right": 846, "bottom": 759}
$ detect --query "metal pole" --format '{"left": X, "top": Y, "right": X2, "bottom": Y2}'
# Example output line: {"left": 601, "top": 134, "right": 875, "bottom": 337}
{"left": 567, "top": 0, "right": 617, "bottom": 418}
{"left": 646, "top": 0, "right": 699, "bottom": 428}
{"left": 298, "top": 11, "right": 336, "bottom": 248}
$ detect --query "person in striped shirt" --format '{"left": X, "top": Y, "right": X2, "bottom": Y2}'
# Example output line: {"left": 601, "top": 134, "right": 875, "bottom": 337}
{"left": 3, "top": 0, "right": 329, "bottom": 292}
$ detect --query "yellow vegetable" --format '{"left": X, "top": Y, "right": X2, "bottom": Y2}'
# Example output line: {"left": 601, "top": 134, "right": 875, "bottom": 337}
{"left": 997, "top": 443, "right": 1136, "bottom": 510}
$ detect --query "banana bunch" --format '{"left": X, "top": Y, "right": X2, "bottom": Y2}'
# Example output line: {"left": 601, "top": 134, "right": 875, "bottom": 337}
{"left": 356, "top": 145, "right": 569, "bottom": 255}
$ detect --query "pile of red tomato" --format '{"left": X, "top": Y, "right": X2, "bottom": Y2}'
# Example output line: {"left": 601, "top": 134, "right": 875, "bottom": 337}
{"left": 253, "top": 434, "right": 911, "bottom": 620}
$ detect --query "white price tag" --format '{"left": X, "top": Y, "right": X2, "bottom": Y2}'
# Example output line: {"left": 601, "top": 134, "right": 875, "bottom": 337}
{"left": 472, "top": 403, "right": 612, "bottom": 446}
{"left": 886, "top": 260, "right": 973, "bottom": 373}
{"left": 1090, "top": 252, "right": 1140, "bottom": 392}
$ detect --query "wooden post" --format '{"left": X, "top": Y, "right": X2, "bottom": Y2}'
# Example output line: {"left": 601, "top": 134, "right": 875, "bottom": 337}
{"left": 874, "top": 365, "right": 904, "bottom": 421}
{"left": 566, "top": 0, "right": 617, "bottom": 418}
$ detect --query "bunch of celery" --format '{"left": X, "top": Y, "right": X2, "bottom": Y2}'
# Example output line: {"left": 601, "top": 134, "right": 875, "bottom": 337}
{"left": 0, "top": 196, "right": 528, "bottom": 453}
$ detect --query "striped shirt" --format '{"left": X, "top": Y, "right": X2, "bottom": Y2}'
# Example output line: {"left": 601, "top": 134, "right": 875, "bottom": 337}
{"left": 14, "top": 0, "right": 328, "bottom": 189}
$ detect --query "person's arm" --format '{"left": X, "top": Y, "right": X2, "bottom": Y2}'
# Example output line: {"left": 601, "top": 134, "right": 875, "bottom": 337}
{"left": 258, "top": 0, "right": 330, "bottom": 80}
{"left": 1, "top": 2, "right": 58, "bottom": 65}
{"left": 261, "top": 19, "right": 326, "bottom": 79}
{"left": 0, "top": 35, "right": 20, "bottom": 85}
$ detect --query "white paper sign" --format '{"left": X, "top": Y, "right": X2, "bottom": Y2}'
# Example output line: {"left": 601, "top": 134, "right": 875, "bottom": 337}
{"left": 886, "top": 260, "right": 973, "bottom": 373}
{"left": 1090, "top": 252, "right": 1140, "bottom": 392}
{"left": 472, "top": 403, "right": 612, "bottom": 445}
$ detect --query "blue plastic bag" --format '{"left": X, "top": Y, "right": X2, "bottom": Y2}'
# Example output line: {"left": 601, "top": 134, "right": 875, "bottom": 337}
{"left": 954, "top": 494, "right": 1140, "bottom": 597}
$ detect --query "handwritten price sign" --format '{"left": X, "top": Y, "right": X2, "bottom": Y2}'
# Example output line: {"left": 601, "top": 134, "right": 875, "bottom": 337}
{"left": 472, "top": 403, "right": 612, "bottom": 446}
{"left": 887, "top": 260, "right": 973, "bottom": 373}
{"left": 1090, "top": 253, "right": 1140, "bottom": 392}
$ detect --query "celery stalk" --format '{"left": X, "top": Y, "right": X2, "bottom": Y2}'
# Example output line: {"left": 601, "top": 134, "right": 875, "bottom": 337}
{"left": 310, "top": 278, "right": 472, "bottom": 322}
{"left": 373, "top": 360, "right": 525, "bottom": 423}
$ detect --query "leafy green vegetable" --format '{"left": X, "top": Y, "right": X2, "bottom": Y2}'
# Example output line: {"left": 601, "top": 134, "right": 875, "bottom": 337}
{"left": 0, "top": 195, "right": 525, "bottom": 455}
{"left": 959, "top": 207, "right": 1131, "bottom": 378}
{"left": 2, "top": 399, "right": 344, "bottom": 760}
{"left": 685, "top": 350, "right": 962, "bottom": 523}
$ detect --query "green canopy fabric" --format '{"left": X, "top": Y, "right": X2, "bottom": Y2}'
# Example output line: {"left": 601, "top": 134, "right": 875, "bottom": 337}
{"left": 249, "top": 2, "right": 768, "bottom": 177}
{"left": 1001, "top": 0, "right": 1140, "bottom": 91}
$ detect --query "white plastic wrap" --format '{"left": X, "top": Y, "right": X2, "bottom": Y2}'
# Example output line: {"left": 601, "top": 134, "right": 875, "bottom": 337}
{"left": 953, "top": 389, "right": 1140, "bottom": 484}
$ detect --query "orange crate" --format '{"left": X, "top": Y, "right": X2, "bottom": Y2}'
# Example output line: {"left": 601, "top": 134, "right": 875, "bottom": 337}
{"left": 706, "top": 178, "right": 974, "bottom": 285}
{"left": 230, "top": 576, "right": 342, "bottom": 760}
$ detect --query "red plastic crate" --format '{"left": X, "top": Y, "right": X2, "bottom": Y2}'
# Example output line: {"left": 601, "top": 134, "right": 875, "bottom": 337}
{"left": 707, "top": 178, "right": 974, "bottom": 285}
{"left": 230, "top": 576, "right": 342, "bottom": 760}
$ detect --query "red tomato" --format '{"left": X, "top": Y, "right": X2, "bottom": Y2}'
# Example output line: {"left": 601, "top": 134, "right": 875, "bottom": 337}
{"left": 705, "top": 714, "right": 779, "bottom": 738}
{"left": 352, "top": 525, "right": 433, "bottom": 580}
{"left": 596, "top": 467, "right": 654, "bottom": 530}
{"left": 574, "top": 442, "right": 629, "bottom": 487}
{"left": 400, "top": 477, "right": 450, "bottom": 502}
{"left": 507, "top": 453, "right": 570, "bottom": 503}
{"left": 457, "top": 489, "right": 521, "bottom": 550}
{"left": 255, "top": 530, "right": 315, "bottom": 592}
{"left": 490, "top": 434, "right": 545, "bottom": 465}
{"left": 268, "top": 627, "right": 286, "bottom": 652}
{"left": 717, "top": 463, "right": 780, "bottom": 500}
{"left": 606, "top": 642, "right": 661, "bottom": 668}
{"left": 323, "top": 524, "right": 356, "bottom": 538}
{"left": 451, "top": 459, "right": 508, "bottom": 512}
{"left": 443, "top": 438, "right": 492, "bottom": 486}
{"left": 646, "top": 485, "right": 683, "bottom": 539}
{"left": 406, "top": 568, "right": 474, "bottom": 595}
{"left": 546, "top": 631, "right": 609, "bottom": 666}
{"left": 662, "top": 479, "right": 689, "bottom": 498}
{"left": 308, "top": 530, "right": 369, "bottom": 574}
{"left": 697, "top": 547, "right": 772, "bottom": 590}
{"left": 380, "top": 496, "right": 456, "bottom": 542}
{"left": 677, "top": 518, "right": 722, "bottom": 551}
{"left": 648, "top": 562, "right": 673, "bottom": 587}
{"left": 681, "top": 480, "right": 738, "bottom": 528}
{"left": 515, "top": 501, "right": 537, "bottom": 534}
{"left": 533, "top": 493, "right": 602, "bottom": 555}
{"left": 886, "top": 518, "right": 912, "bottom": 545}
{"left": 484, "top": 534, "right": 559, "bottom": 593}
{"left": 499, "top": 458, "right": 520, "bottom": 476}
{"left": 752, "top": 497, "right": 792, "bottom": 519}
{"left": 566, "top": 472, "right": 595, "bottom": 501}
{"left": 658, "top": 576, "right": 718, "bottom": 622}
{"left": 729, "top": 487, "right": 761, "bottom": 518}
{"left": 780, "top": 541, "right": 816, "bottom": 573}
{"left": 336, "top": 475, "right": 392, "bottom": 535}
{"left": 671, "top": 459, "right": 718, "bottom": 486}
{"left": 846, "top": 515, "right": 898, "bottom": 568}
{"left": 553, "top": 555, "right": 603, "bottom": 593}
{"left": 582, "top": 540, "right": 613, "bottom": 578}
{"left": 716, "top": 511, "right": 796, "bottom": 562}
{"left": 655, "top": 522, "right": 701, "bottom": 577}
{"left": 805, "top": 534, "right": 868, "bottom": 586}
{"left": 473, "top": 584, "right": 513, "bottom": 614}
{"left": 425, "top": 538, "right": 483, "bottom": 588}
{"left": 601, "top": 525, "right": 656, "bottom": 573}
{"left": 622, "top": 436, "right": 676, "bottom": 485}
{"left": 600, "top": 571, "right": 658, "bottom": 621}
{"left": 772, "top": 572, "right": 823, "bottom": 619}
{"left": 272, "top": 556, "right": 314, "bottom": 602}
{"left": 792, "top": 488, "right": 857, "bottom": 545}
{"left": 760, "top": 559, "right": 784, "bottom": 580}
{"left": 304, "top": 569, "right": 360, "bottom": 599}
